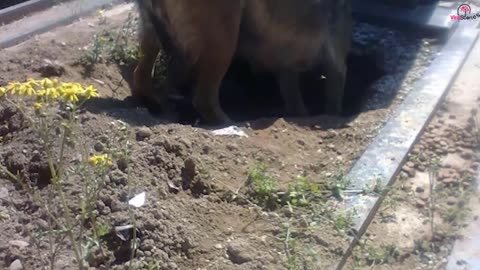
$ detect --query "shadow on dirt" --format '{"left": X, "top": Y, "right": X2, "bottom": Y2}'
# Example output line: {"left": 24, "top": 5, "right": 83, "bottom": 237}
{"left": 83, "top": 0, "right": 445, "bottom": 131}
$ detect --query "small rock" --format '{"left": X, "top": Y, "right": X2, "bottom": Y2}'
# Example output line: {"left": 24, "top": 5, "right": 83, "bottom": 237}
{"left": 166, "top": 262, "right": 178, "bottom": 269}
{"left": 417, "top": 164, "right": 426, "bottom": 172}
{"left": 328, "top": 144, "right": 335, "bottom": 150}
{"left": 471, "top": 163, "right": 479, "bottom": 170}
{"left": 136, "top": 127, "right": 153, "bottom": 141}
{"left": 415, "top": 199, "right": 426, "bottom": 208}
{"left": 94, "top": 142, "right": 104, "bottom": 152}
{"left": 141, "top": 239, "right": 155, "bottom": 251}
{"left": 442, "top": 178, "right": 457, "bottom": 185}
{"left": 117, "top": 158, "right": 128, "bottom": 172}
{"left": 9, "top": 259, "right": 22, "bottom": 270}
{"left": 406, "top": 161, "right": 415, "bottom": 168}
{"left": 214, "top": 244, "right": 223, "bottom": 249}
{"left": 447, "top": 197, "right": 457, "bottom": 206}
{"left": 402, "top": 166, "right": 416, "bottom": 178}
{"left": 0, "top": 187, "right": 9, "bottom": 201}
{"left": 415, "top": 186, "right": 425, "bottom": 193}
{"left": 9, "top": 240, "right": 29, "bottom": 249}
{"left": 227, "top": 241, "right": 255, "bottom": 264}
{"left": 35, "top": 219, "right": 49, "bottom": 230}
{"left": 461, "top": 151, "right": 474, "bottom": 160}
{"left": 297, "top": 139, "right": 306, "bottom": 146}
{"left": 419, "top": 192, "right": 430, "bottom": 202}
{"left": 226, "top": 143, "right": 238, "bottom": 151}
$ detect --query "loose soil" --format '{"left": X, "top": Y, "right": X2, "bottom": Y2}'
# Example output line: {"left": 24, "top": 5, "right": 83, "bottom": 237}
{"left": 0, "top": 3, "right": 441, "bottom": 270}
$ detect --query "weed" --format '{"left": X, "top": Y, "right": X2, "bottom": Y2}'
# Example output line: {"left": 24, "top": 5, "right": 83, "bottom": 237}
{"left": 328, "top": 169, "right": 351, "bottom": 199}
{"left": 80, "top": 13, "right": 140, "bottom": 74}
{"left": 365, "top": 244, "right": 399, "bottom": 265}
{"left": 79, "top": 33, "right": 107, "bottom": 73}
{"left": 286, "top": 175, "right": 323, "bottom": 207}
{"left": 247, "top": 163, "right": 278, "bottom": 207}
{"left": 0, "top": 79, "right": 135, "bottom": 270}
{"left": 281, "top": 221, "right": 321, "bottom": 270}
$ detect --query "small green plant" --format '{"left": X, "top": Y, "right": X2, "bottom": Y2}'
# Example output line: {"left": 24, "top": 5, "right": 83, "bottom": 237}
{"left": 333, "top": 210, "right": 354, "bottom": 234}
{"left": 79, "top": 33, "right": 107, "bottom": 72}
{"left": 328, "top": 170, "right": 351, "bottom": 199}
{"left": 281, "top": 221, "right": 321, "bottom": 270}
{"left": 80, "top": 13, "right": 140, "bottom": 74}
{"left": 286, "top": 175, "right": 322, "bottom": 207}
{"left": 247, "top": 163, "right": 277, "bottom": 207}
{"left": 364, "top": 244, "right": 399, "bottom": 265}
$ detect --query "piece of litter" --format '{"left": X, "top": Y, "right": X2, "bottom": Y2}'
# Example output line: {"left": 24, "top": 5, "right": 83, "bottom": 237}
{"left": 128, "top": 192, "right": 146, "bottom": 207}
{"left": 211, "top": 126, "right": 248, "bottom": 137}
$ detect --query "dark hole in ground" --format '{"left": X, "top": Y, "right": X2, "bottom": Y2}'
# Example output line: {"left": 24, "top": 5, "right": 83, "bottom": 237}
{"left": 146, "top": 47, "right": 385, "bottom": 125}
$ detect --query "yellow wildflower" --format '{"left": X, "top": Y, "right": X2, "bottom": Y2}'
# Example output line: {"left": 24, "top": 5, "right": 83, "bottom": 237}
{"left": 59, "top": 85, "right": 80, "bottom": 103}
{"left": 40, "top": 78, "right": 55, "bottom": 89}
{"left": 46, "top": 88, "right": 61, "bottom": 99}
{"left": 82, "top": 85, "right": 99, "bottom": 99}
{"left": 0, "top": 87, "right": 6, "bottom": 98}
{"left": 18, "top": 84, "right": 35, "bottom": 96}
{"left": 89, "top": 154, "right": 112, "bottom": 167}
{"left": 6, "top": 82, "right": 20, "bottom": 94}
{"left": 33, "top": 102, "right": 43, "bottom": 110}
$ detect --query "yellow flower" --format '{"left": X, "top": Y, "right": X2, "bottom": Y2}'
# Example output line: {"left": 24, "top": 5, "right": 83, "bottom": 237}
{"left": 0, "top": 87, "right": 6, "bottom": 98}
{"left": 89, "top": 154, "right": 112, "bottom": 167}
{"left": 18, "top": 84, "right": 35, "bottom": 96}
{"left": 40, "top": 78, "right": 55, "bottom": 89}
{"left": 59, "top": 85, "right": 80, "bottom": 103}
{"left": 82, "top": 85, "right": 99, "bottom": 99}
{"left": 46, "top": 88, "right": 61, "bottom": 99}
{"left": 33, "top": 102, "right": 43, "bottom": 110}
{"left": 6, "top": 82, "right": 20, "bottom": 94}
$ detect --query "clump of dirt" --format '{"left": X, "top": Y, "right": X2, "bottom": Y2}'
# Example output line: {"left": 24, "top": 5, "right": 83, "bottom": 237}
{"left": 0, "top": 3, "right": 442, "bottom": 270}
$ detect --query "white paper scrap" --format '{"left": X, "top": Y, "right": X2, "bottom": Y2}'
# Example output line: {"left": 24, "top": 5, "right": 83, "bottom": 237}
{"left": 128, "top": 192, "right": 146, "bottom": 208}
{"left": 211, "top": 126, "right": 248, "bottom": 137}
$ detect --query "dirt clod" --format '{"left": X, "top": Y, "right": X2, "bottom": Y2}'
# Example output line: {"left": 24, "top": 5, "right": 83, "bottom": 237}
{"left": 227, "top": 241, "right": 256, "bottom": 264}
{"left": 415, "top": 199, "right": 426, "bottom": 208}
{"left": 402, "top": 165, "right": 416, "bottom": 178}
{"left": 415, "top": 186, "right": 425, "bottom": 193}
{"left": 136, "top": 126, "right": 153, "bottom": 141}
{"left": 8, "top": 240, "right": 28, "bottom": 249}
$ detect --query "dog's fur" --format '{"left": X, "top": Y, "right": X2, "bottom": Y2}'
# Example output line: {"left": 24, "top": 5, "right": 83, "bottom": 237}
{"left": 133, "top": 0, "right": 353, "bottom": 124}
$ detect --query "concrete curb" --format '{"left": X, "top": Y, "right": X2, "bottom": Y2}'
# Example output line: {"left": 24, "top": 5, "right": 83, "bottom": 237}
{"left": 0, "top": 0, "right": 55, "bottom": 25}
{"left": 332, "top": 20, "right": 480, "bottom": 270}
{"left": 0, "top": 0, "right": 125, "bottom": 49}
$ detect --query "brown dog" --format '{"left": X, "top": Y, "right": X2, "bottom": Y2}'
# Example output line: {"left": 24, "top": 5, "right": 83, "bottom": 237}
{"left": 133, "top": 0, "right": 353, "bottom": 125}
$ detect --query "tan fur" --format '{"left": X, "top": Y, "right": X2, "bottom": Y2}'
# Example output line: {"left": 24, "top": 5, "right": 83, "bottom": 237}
{"left": 133, "top": 0, "right": 352, "bottom": 125}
